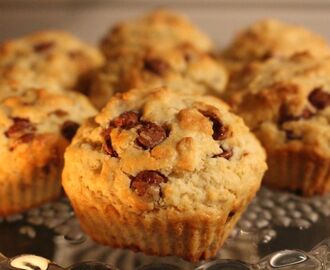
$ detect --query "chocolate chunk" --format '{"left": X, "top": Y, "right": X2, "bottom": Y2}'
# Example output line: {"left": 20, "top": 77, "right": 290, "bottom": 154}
{"left": 33, "top": 41, "right": 55, "bottom": 52}
{"left": 200, "top": 111, "right": 228, "bottom": 140}
{"left": 103, "top": 131, "right": 118, "bottom": 157}
{"left": 278, "top": 105, "right": 313, "bottom": 125}
{"left": 5, "top": 117, "right": 36, "bottom": 139}
{"left": 61, "top": 121, "right": 80, "bottom": 141}
{"left": 136, "top": 121, "right": 167, "bottom": 149}
{"left": 143, "top": 58, "right": 169, "bottom": 75}
{"left": 130, "top": 170, "right": 167, "bottom": 197}
{"left": 308, "top": 88, "right": 330, "bottom": 110}
{"left": 213, "top": 147, "right": 233, "bottom": 160}
{"left": 111, "top": 111, "right": 139, "bottom": 129}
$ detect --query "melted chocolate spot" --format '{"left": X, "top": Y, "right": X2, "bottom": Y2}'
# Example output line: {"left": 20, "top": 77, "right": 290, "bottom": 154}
{"left": 213, "top": 147, "right": 233, "bottom": 160}
{"left": 33, "top": 41, "right": 55, "bottom": 52}
{"left": 5, "top": 117, "right": 36, "bottom": 139}
{"left": 278, "top": 105, "right": 313, "bottom": 125}
{"left": 136, "top": 121, "right": 167, "bottom": 149}
{"left": 61, "top": 121, "right": 80, "bottom": 141}
{"left": 103, "top": 131, "right": 118, "bottom": 157}
{"left": 130, "top": 170, "right": 167, "bottom": 197}
{"left": 143, "top": 58, "right": 169, "bottom": 75}
{"left": 48, "top": 110, "right": 68, "bottom": 117}
{"left": 200, "top": 111, "right": 228, "bottom": 140}
{"left": 111, "top": 111, "right": 139, "bottom": 129}
{"left": 308, "top": 88, "right": 330, "bottom": 110}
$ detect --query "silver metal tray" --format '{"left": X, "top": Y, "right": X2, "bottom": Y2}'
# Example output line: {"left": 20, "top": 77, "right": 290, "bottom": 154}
{"left": 0, "top": 188, "right": 330, "bottom": 269}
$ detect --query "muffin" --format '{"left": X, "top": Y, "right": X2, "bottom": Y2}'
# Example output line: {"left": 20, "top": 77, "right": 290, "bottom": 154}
{"left": 222, "top": 19, "right": 330, "bottom": 73}
{"left": 0, "top": 31, "right": 103, "bottom": 99}
{"left": 0, "top": 88, "right": 96, "bottom": 216}
{"left": 226, "top": 53, "right": 330, "bottom": 196}
{"left": 89, "top": 44, "right": 228, "bottom": 109}
{"left": 100, "top": 10, "right": 213, "bottom": 59}
{"left": 62, "top": 87, "right": 267, "bottom": 261}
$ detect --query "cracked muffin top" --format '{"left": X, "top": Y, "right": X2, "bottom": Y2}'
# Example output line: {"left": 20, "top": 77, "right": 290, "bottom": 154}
{"left": 0, "top": 31, "right": 103, "bottom": 99}
{"left": 222, "top": 19, "right": 330, "bottom": 67}
{"left": 100, "top": 10, "right": 213, "bottom": 59}
{"left": 89, "top": 44, "right": 228, "bottom": 109}
{"left": 63, "top": 87, "right": 266, "bottom": 215}
{"left": 226, "top": 53, "right": 330, "bottom": 156}
{"left": 0, "top": 88, "right": 96, "bottom": 183}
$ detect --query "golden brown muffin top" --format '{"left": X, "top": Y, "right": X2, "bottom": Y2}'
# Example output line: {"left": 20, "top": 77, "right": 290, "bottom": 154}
{"left": 226, "top": 53, "right": 330, "bottom": 156}
{"left": 100, "top": 10, "right": 213, "bottom": 59}
{"left": 223, "top": 19, "right": 330, "bottom": 63}
{"left": 0, "top": 30, "right": 103, "bottom": 99}
{"left": 0, "top": 88, "right": 96, "bottom": 183}
{"left": 63, "top": 87, "right": 266, "bottom": 215}
{"left": 90, "top": 44, "right": 228, "bottom": 109}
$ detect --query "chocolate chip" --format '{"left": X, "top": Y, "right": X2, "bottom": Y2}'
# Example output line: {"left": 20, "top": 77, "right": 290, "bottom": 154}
{"left": 111, "top": 111, "right": 139, "bottom": 129}
{"left": 136, "top": 121, "right": 167, "bottom": 149}
{"left": 103, "top": 129, "right": 118, "bottom": 157}
{"left": 143, "top": 58, "right": 169, "bottom": 75}
{"left": 61, "top": 121, "right": 79, "bottom": 141}
{"left": 33, "top": 41, "right": 55, "bottom": 52}
{"left": 5, "top": 117, "right": 36, "bottom": 139}
{"left": 308, "top": 88, "right": 330, "bottom": 110}
{"left": 213, "top": 147, "right": 233, "bottom": 160}
{"left": 200, "top": 111, "right": 228, "bottom": 140}
{"left": 278, "top": 105, "right": 313, "bottom": 125}
{"left": 130, "top": 170, "right": 167, "bottom": 197}
{"left": 48, "top": 110, "right": 68, "bottom": 117}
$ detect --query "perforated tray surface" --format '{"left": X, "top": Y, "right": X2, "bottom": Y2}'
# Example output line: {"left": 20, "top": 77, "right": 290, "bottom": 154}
{"left": 0, "top": 188, "right": 330, "bottom": 270}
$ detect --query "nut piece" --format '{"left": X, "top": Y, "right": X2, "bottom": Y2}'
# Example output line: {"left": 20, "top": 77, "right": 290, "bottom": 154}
{"left": 61, "top": 120, "right": 80, "bottom": 141}
{"left": 143, "top": 58, "right": 169, "bottom": 76}
{"left": 111, "top": 111, "right": 139, "bottom": 129}
{"left": 308, "top": 88, "right": 330, "bottom": 110}
{"left": 136, "top": 121, "right": 167, "bottom": 149}
{"left": 130, "top": 170, "right": 168, "bottom": 198}
{"left": 200, "top": 111, "right": 228, "bottom": 140}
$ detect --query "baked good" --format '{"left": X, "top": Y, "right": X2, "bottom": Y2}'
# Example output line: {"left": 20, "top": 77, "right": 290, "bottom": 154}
{"left": 62, "top": 87, "right": 266, "bottom": 261}
{"left": 100, "top": 10, "right": 213, "bottom": 59}
{"left": 0, "top": 88, "right": 96, "bottom": 216}
{"left": 0, "top": 31, "right": 103, "bottom": 99}
{"left": 89, "top": 44, "right": 228, "bottom": 109}
{"left": 226, "top": 53, "right": 330, "bottom": 196}
{"left": 222, "top": 19, "right": 330, "bottom": 73}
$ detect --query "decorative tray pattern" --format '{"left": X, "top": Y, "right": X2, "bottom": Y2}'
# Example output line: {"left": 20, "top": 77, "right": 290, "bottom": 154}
{"left": 1, "top": 188, "right": 329, "bottom": 270}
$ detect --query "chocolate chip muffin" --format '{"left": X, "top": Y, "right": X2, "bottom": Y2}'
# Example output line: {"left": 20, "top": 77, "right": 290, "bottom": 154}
{"left": 100, "top": 10, "right": 213, "bottom": 59}
{"left": 62, "top": 87, "right": 266, "bottom": 261}
{"left": 89, "top": 44, "right": 228, "bottom": 109}
{"left": 0, "top": 89, "right": 96, "bottom": 216}
{"left": 226, "top": 53, "right": 330, "bottom": 196}
{"left": 222, "top": 19, "right": 330, "bottom": 73}
{"left": 0, "top": 31, "right": 103, "bottom": 99}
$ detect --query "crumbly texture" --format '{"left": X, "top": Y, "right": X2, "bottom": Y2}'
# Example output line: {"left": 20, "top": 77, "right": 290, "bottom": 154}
{"left": 0, "top": 89, "right": 96, "bottom": 215}
{"left": 100, "top": 10, "right": 213, "bottom": 59}
{"left": 89, "top": 44, "right": 228, "bottom": 109}
{"left": 0, "top": 31, "right": 103, "bottom": 99}
{"left": 226, "top": 53, "right": 330, "bottom": 195}
{"left": 223, "top": 19, "right": 330, "bottom": 61}
{"left": 221, "top": 19, "right": 330, "bottom": 72}
{"left": 63, "top": 87, "right": 266, "bottom": 260}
